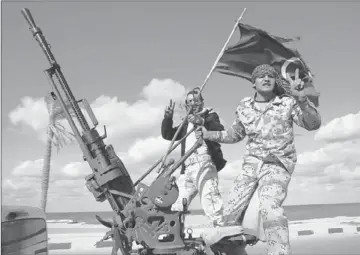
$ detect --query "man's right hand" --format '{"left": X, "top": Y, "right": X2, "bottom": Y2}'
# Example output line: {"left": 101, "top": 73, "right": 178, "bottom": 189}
{"left": 164, "top": 99, "right": 175, "bottom": 119}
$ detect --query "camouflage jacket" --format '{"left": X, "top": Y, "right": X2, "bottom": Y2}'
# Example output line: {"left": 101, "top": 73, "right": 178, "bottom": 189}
{"left": 205, "top": 94, "right": 321, "bottom": 174}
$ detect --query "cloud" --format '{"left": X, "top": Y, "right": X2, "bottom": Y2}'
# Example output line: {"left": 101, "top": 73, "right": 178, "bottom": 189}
{"left": 121, "top": 135, "right": 183, "bottom": 185}
{"left": 8, "top": 158, "right": 90, "bottom": 181}
{"left": 8, "top": 78, "right": 188, "bottom": 142}
{"left": 294, "top": 139, "right": 360, "bottom": 191}
{"left": 127, "top": 135, "right": 179, "bottom": 163}
{"left": 50, "top": 179, "right": 89, "bottom": 198}
{"left": 9, "top": 96, "right": 49, "bottom": 131}
{"left": 12, "top": 159, "right": 45, "bottom": 177}
{"left": 61, "top": 161, "right": 90, "bottom": 179}
{"left": 2, "top": 177, "right": 40, "bottom": 193}
{"left": 8, "top": 96, "right": 74, "bottom": 143}
{"left": 324, "top": 163, "right": 360, "bottom": 181}
{"left": 297, "top": 139, "right": 360, "bottom": 171}
{"left": 314, "top": 110, "right": 360, "bottom": 143}
{"left": 141, "top": 78, "right": 187, "bottom": 105}
{"left": 292, "top": 110, "right": 360, "bottom": 196}
{"left": 2, "top": 158, "right": 90, "bottom": 209}
{"left": 297, "top": 110, "right": 360, "bottom": 172}
{"left": 3, "top": 158, "right": 88, "bottom": 194}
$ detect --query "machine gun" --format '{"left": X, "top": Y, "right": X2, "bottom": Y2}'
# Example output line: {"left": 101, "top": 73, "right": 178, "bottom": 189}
{"left": 21, "top": 8, "right": 257, "bottom": 255}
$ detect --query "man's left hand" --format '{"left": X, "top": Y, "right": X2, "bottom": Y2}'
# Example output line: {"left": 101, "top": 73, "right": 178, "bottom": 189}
{"left": 188, "top": 114, "right": 204, "bottom": 126}
{"left": 286, "top": 68, "right": 307, "bottom": 102}
{"left": 195, "top": 126, "right": 207, "bottom": 140}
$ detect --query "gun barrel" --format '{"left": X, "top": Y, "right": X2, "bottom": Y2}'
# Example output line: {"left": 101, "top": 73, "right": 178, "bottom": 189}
{"left": 21, "top": 8, "right": 37, "bottom": 31}
{"left": 21, "top": 8, "right": 90, "bottom": 132}
{"left": 22, "top": 8, "right": 136, "bottom": 215}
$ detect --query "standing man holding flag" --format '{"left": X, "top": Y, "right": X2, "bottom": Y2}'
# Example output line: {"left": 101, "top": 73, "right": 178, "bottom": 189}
{"left": 196, "top": 64, "right": 321, "bottom": 255}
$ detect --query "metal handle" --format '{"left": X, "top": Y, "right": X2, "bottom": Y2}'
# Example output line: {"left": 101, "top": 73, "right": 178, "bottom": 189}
{"left": 79, "top": 99, "right": 99, "bottom": 127}
{"left": 101, "top": 126, "right": 107, "bottom": 139}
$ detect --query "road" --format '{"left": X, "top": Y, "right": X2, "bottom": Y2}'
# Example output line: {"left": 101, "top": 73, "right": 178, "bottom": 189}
{"left": 49, "top": 233, "right": 360, "bottom": 255}
{"left": 247, "top": 234, "right": 360, "bottom": 255}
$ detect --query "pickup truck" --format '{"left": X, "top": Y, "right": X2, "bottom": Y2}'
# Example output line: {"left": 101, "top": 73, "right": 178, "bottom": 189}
{"left": 1, "top": 205, "right": 48, "bottom": 255}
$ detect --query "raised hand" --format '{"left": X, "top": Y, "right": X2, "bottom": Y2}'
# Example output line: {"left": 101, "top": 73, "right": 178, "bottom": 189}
{"left": 286, "top": 68, "right": 307, "bottom": 102}
{"left": 164, "top": 99, "right": 175, "bottom": 119}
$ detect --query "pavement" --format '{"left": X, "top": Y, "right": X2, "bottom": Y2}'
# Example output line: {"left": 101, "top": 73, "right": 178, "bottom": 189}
{"left": 47, "top": 227, "right": 360, "bottom": 255}
{"left": 247, "top": 234, "right": 360, "bottom": 255}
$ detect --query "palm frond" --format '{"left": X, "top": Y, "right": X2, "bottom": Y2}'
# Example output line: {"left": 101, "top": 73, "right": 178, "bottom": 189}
{"left": 45, "top": 93, "right": 77, "bottom": 121}
{"left": 48, "top": 124, "right": 75, "bottom": 153}
{"left": 44, "top": 94, "right": 55, "bottom": 113}
{"left": 44, "top": 92, "right": 82, "bottom": 152}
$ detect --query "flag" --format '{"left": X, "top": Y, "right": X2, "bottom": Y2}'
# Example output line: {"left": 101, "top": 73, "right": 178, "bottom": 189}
{"left": 215, "top": 23, "right": 320, "bottom": 106}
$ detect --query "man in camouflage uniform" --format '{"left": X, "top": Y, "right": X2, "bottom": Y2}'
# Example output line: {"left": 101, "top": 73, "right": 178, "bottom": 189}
{"left": 161, "top": 88, "right": 227, "bottom": 226}
{"left": 196, "top": 64, "right": 321, "bottom": 255}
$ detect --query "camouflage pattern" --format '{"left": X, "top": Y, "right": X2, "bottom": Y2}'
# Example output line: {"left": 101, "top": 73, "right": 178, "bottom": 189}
{"left": 251, "top": 64, "right": 279, "bottom": 82}
{"left": 204, "top": 94, "right": 321, "bottom": 255}
{"left": 206, "top": 94, "right": 321, "bottom": 174}
{"left": 171, "top": 160, "right": 224, "bottom": 225}
{"left": 172, "top": 123, "right": 224, "bottom": 226}
{"left": 223, "top": 156, "right": 291, "bottom": 255}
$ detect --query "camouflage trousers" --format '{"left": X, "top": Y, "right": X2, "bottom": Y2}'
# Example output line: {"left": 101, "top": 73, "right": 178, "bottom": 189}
{"left": 223, "top": 156, "right": 292, "bottom": 255}
{"left": 172, "top": 155, "right": 224, "bottom": 226}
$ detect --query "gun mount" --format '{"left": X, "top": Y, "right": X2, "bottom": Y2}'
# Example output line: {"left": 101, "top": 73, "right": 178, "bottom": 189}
{"left": 21, "top": 8, "right": 258, "bottom": 255}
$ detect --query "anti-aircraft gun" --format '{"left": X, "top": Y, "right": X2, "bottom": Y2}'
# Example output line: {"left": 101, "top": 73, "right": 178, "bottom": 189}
{"left": 21, "top": 8, "right": 257, "bottom": 255}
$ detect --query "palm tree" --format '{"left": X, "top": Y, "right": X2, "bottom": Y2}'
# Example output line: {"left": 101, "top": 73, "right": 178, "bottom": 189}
{"left": 40, "top": 94, "right": 76, "bottom": 212}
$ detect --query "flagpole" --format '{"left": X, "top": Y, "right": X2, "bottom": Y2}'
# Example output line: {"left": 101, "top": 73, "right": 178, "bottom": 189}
{"left": 199, "top": 7, "right": 247, "bottom": 92}
{"left": 157, "top": 8, "right": 247, "bottom": 173}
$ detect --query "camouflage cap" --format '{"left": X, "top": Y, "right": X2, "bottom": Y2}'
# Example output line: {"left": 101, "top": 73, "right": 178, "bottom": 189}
{"left": 251, "top": 64, "right": 278, "bottom": 83}
{"left": 251, "top": 64, "right": 291, "bottom": 96}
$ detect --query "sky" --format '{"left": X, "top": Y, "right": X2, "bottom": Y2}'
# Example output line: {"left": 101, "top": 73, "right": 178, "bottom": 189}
{"left": 1, "top": 0, "right": 360, "bottom": 212}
